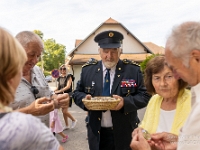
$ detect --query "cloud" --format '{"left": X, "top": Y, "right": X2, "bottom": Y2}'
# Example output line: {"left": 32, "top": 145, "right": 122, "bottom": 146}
{"left": 0, "top": 0, "right": 200, "bottom": 53}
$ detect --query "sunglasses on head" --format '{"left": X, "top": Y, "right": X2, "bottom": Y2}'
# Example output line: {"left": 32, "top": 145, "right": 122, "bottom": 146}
{"left": 60, "top": 68, "right": 66, "bottom": 71}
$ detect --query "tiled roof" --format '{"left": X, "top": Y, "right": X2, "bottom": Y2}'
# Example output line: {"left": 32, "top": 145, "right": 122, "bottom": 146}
{"left": 143, "top": 42, "right": 165, "bottom": 54}
{"left": 104, "top": 17, "right": 119, "bottom": 24}
{"left": 75, "top": 39, "right": 83, "bottom": 47}
{"left": 68, "top": 53, "right": 152, "bottom": 65}
{"left": 70, "top": 41, "right": 163, "bottom": 65}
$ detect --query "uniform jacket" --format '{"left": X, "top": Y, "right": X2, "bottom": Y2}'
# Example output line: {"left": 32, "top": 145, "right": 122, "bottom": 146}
{"left": 73, "top": 59, "right": 151, "bottom": 150}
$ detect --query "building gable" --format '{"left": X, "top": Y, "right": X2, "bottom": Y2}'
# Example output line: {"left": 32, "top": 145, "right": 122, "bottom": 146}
{"left": 67, "top": 17, "right": 152, "bottom": 60}
{"left": 66, "top": 18, "right": 165, "bottom": 67}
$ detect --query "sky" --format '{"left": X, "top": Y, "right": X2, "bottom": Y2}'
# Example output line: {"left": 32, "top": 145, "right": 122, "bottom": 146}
{"left": 0, "top": 0, "right": 200, "bottom": 54}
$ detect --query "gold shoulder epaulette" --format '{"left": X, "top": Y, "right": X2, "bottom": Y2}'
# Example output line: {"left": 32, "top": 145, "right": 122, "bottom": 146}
{"left": 122, "top": 59, "right": 140, "bottom": 67}
{"left": 82, "top": 58, "right": 98, "bottom": 68}
{"left": 131, "top": 61, "right": 140, "bottom": 67}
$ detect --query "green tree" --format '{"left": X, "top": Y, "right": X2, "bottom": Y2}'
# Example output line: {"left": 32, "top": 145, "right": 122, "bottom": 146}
{"left": 33, "top": 30, "right": 66, "bottom": 72}
{"left": 34, "top": 30, "right": 44, "bottom": 71}
{"left": 33, "top": 30, "right": 44, "bottom": 39}
{"left": 140, "top": 54, "right": 160, "bottom": 73}
{"left": 43, "top": 38, "right": 66, "bottom": 71}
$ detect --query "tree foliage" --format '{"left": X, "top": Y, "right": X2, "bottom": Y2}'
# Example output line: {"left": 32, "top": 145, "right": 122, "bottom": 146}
{"left": 33, "top": 30, "right": 44, "bottom": 39}
{"left": 43, "top": 38, "right": 66, "bottom": 71}
{"left": 34, "top": 30, "right": 66, "bottom": 72}
{"left": 140, "top": 54, "right": 160, "bottom": 73}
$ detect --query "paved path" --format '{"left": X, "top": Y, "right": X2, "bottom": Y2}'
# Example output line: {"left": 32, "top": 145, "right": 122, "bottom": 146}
{"left": 49, "top": 82, "right": 89, "bottom": 150}
{"left": 49, "top": 81, "right": 146, "bottom": 150}
{"left": 57, "top": 104, "right": 89, "bottom": 150}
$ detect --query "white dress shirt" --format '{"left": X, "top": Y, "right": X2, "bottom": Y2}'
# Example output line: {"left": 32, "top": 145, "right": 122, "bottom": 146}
{"left": 101, "top": 63, "right": 116, "bottom": 127}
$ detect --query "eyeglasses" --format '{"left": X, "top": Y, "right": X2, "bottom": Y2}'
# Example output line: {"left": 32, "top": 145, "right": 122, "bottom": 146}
{"left": 60, "top": 68, "right": 66, "bottom": 71}
{"left": 30, "top": 86, "right": 39, "bottom": 99}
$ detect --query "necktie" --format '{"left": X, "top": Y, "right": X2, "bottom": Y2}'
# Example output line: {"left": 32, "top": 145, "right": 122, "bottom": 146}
{"left": 102, "top": 69, "right": 110, "bottom": 96}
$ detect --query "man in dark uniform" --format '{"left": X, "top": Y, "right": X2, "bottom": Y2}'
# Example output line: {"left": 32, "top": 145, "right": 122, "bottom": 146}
{"left": 73, "top": 30, "right": 151, "bottom": 150}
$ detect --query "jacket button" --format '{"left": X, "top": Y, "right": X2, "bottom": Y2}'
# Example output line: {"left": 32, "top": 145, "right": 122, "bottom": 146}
{"left": 98, "top": 118, "right": 101, "bottom": 121}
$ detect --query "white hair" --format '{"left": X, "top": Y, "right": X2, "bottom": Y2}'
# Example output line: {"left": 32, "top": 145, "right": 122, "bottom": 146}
{"left": 15, "top": 31, "right": 43, "bottom": 49}
{"left": 166, "top": 21, "right": 200, "bottom": 67}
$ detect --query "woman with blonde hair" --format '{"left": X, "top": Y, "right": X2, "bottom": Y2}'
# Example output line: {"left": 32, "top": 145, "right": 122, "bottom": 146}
{"left": 54, "top": 64, "right": 77, "bottom": 129}
{"left": 0, "top": 27, "right": 63, "bottom": 150}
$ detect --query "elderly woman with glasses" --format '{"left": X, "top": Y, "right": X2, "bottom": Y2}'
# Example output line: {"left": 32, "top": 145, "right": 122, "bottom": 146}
{"left": 9, "top": 31, "right": 69, "bottom": 127}
{"left": 54, "top": 64, "right": 77, "bottom": 129}
{"left": 132, "top": 56, "right": 191, "bottom": 140}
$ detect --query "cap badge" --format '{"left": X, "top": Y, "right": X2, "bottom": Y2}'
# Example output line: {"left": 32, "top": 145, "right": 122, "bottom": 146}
{"left": 109, "top": 32, "right": 114, "bottom": 37}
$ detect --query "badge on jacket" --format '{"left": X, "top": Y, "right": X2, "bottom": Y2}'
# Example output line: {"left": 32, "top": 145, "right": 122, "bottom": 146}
{"left": 120, "top": 79, "right": 137, "bottom": 87}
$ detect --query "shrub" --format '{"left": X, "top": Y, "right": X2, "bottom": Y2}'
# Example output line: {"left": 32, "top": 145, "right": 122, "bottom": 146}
{"left": 140, "top": 54, "right": 160, "bottom": 73}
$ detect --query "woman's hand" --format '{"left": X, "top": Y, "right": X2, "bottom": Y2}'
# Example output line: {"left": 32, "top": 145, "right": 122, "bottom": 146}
{"left": 54, "top": 90, "right": 61, "bottom": 94}
{"left": 132, "top": 127, "right": 144, "bottom": 138}
{"left": 130, "top": 128, "right": 151, "bottom": 150}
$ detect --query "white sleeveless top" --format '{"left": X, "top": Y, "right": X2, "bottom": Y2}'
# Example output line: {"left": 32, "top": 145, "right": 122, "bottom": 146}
{"left": 156, "top": 109, "right": 176, "bottom": 133}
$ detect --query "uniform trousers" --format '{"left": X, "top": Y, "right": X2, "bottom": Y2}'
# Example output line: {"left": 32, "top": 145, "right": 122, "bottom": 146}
{"left": 99, "top": 127, "right": 115, "bottom": 150}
